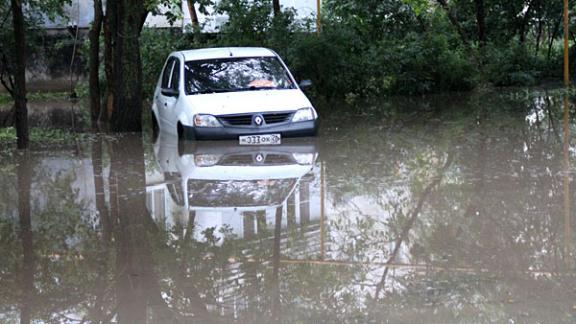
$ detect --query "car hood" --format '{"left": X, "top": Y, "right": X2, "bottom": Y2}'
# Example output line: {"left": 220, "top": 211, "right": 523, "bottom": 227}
{"left": 185, "top": 89, "right": 312, "bottom": 115}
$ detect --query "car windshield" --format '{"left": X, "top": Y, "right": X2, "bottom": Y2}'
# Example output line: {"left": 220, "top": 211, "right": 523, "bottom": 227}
{"left": 184, "top": 56, "right": 296, "bottom": 95}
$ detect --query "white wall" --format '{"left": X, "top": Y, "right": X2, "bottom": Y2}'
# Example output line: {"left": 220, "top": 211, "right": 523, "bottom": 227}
{"left": 40, "top": 0, "right": 184, "bottom": 29}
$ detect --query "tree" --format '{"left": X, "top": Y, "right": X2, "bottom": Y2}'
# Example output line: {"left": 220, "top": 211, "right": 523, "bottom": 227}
{"left": 187, "top": 0, "right": 200, "bottom": 28}
{"left": 10, "top": 0, "right": 28, "bottom": 149}
{"left": 272, "top": 0, "right": 280, "bottom": 16}
{"left": 89, "top": 0, "right": 103, "bottom": 123}
{"left": 107, "top": 1, "right": 148, "bottom": 132}
{"left": 474, "top": 0, "right": 486, "bottom": 45}
{"left": 103, "top": 0, "right": 183, "bottom": 132}
{"left": 1, "top": 0, "right": 70, "bottom": 147}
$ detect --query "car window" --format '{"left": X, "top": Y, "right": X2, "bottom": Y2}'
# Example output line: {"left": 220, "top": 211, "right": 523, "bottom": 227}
{"left": 161, "top": 57, "right": 175, "bottom": 89}
{"left": 184, "top": 56, "right": 296, "bottom": 95}
{"left": 170, "top": 59, "right": 180, "bottom": 91}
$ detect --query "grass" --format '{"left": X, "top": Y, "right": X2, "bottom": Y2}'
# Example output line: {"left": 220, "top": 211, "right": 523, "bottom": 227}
{"left": 0, "top": 127, "right": 87, "bottom": 145}
{"left": 0, "top": 95, "right": 12, "bottom": 105}
{"left": 0, "top": 92, "right": 71, "bottom": 105}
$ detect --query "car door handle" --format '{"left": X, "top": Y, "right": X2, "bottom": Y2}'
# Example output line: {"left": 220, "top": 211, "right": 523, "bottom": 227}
{"left": 164, "top": 102, "right": 167, "bottom": 107}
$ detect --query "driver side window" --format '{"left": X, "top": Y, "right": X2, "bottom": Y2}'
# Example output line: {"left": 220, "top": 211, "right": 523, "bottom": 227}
{"left": 161, "top": 58, "right": 175, "bottom": 89}
{"left": 170, "top": 59, "right": 180, "bottom": 91}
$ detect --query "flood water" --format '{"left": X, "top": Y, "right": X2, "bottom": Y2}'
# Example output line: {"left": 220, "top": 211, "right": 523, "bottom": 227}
{"left": 1, "top": 89, "right": 576, "bottom": 323}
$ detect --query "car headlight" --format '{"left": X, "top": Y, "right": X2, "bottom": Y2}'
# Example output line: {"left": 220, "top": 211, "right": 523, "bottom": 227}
{"left": 194, "top": 114, "right": 222, "bottom": 127}
{"left": 195, "top": 154, "right": 221, "bottom": 167}
{"left": 291, "top": 108, "right": 316, "bottom": 122}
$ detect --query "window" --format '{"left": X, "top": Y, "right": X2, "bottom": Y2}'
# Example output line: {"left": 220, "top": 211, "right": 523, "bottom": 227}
{"left": 170, "top": 59, "right": 180, "bottom": 91}
{"left": 184, "top": 56, "right": 296, "bottom": 95}
{"left": 161, "top": 57, "right": 175, "bottom": 89}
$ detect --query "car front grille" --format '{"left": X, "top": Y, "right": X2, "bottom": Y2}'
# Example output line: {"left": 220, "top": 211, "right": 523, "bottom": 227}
{"left": 218, "top": 115, "right": 253, "bottom": 126}
{"left": 219, "top": 153, "right": 294, "bottom": 166}
{"left": 218, "top": 112, "right": 292, "bottom": 126}
{"left": 263, "top": 154, "right": 293, "bottom": 164}
{"left": 219, "top": 154, "right": 254, "bottom": 165}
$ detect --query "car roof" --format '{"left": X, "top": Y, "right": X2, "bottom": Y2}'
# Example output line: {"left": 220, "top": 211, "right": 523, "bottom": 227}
{"left": 175, "top": 47, "right": 277, "bottom": 61}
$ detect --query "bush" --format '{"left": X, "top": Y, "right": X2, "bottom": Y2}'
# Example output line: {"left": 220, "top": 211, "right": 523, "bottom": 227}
{"left": 483, "top": 43, "right": 546, "bottom": 87}
{"left": 386, "top": 33, "right": 476, "bottom": 95}
{"left": 287, "top": 25, "right": 368, "bottom": 98}
{"left": 287, "top": 28, "right": 476, "bottom": 97}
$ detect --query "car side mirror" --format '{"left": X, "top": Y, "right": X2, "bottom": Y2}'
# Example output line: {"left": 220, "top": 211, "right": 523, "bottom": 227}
{"left": 299, "top": 79, "right": 313, "bottom": 89}
{"left": 161, "top": 88, "right": 179, "bottom": 97}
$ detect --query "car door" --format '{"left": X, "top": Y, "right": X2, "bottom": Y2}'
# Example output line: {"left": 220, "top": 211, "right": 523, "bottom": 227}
{"left": 156, "top": 57, "right": 180, "bottom": 131}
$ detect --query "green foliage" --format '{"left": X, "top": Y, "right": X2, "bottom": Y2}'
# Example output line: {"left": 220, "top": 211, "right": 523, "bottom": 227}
{"left": 401, "top": 0, "right": 429, "bottom": 16}
{"left": 0, "top": 127, "right": 17, "bottom": 142}
{"left": 214, "top": 0, "right": 301, "bottom": 51}
{"left": 0, "top": 127, "right": 85, "bottom": 146}
{"left": 0, "top": 95, "right": 11, "bottom": 105}
{"left": 323, "top": 0, "right": 421, "bottom": 38}
{"left": 483, "top": 43, "right": 547, "bottom": 87}
{"left": 286, "top": 25, "right": 475, "bottom": 97}
{"left": 0, "top": 92, "right": 70, "bottom": 105}
{"left": 216, "top": 0, "right": 275, "bottom": 44}
{"left": 205, "top": 0, "right": 559, "bottom": 99}
{"left": 287, "top": 26, "right": 367, "bottom": 98}
{"left": 385, "top": 32, "right": 477, "bottom": 95}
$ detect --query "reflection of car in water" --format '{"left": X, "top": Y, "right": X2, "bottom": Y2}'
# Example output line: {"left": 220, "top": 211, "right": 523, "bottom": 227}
{"left": 146, "top": 134, "right": 320, "bottom": 241}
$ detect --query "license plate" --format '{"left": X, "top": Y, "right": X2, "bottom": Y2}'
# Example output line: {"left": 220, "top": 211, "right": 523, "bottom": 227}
{"left": 239, "top": 134, "right": 281, "bottom": 145}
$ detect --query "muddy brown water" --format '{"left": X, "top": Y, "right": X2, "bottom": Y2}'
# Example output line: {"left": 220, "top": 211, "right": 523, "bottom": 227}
{"left": 1, "top": 89, "right": 576, "bottom": 323}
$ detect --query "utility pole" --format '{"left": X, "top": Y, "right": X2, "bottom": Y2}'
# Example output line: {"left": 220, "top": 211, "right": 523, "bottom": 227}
{"left": 564, "top": 0, "right": 569, "bottom": 86}
{"left": 316, "top": 0, "right": 321, "bottom": 34}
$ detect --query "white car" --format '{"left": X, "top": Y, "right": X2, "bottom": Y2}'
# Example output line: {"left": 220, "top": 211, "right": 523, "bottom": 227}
{"left": 151, "top": 47, "right": 319, "bottom": 143}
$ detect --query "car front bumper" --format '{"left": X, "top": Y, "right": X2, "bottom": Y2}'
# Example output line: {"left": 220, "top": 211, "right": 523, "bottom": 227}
{"left": 185, "top": 120, "right": 319, "bottom": 140}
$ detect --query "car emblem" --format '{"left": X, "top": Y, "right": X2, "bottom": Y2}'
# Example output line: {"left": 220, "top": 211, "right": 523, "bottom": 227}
{"left": 254, "top": 115, "right": 264, "bottom": 126}
{"left": 255, "top": 153, "right": 264, "bottom": 163}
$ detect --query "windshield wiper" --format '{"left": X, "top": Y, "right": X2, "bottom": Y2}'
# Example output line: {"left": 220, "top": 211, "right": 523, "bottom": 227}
{"left": 192, "top": 88, "right": 234, "bottom": 95}
{"left": 233, "top": 86, "right": 280, "bottom": 92}
{"left": 191, "top": 86, "right": 285, "bottom": 95}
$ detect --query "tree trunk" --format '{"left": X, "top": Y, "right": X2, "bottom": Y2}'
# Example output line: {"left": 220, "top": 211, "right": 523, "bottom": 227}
{"left": 11, "top": 0, "right": 28, "bottom": 149}
{"left": 535, "top": 19, "right": 543, "bottom": 54}
{"left": 103, "top": 0, "right": 115, "bottom": 123}
{"left": 548, "top": 13, "right": 562, "bottom": 61}
{"left": 186, "top": 0, "right": 200, "bottom": 29}
{"left": 273, "top": 0, "right": 281, "bottom": 17}
{"left": 474, "top": 0, "right": 486, "bottom": 45}
{"left": 89, "top": 0, "right": 104, "bottom": 122}
{"left": 109, "top": 0, "right": 147, "bottom": 132}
